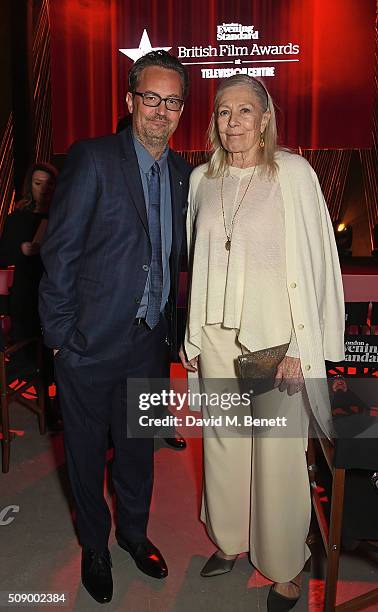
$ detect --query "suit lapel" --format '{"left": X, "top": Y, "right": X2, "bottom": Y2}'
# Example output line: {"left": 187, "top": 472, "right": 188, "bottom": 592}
{"left": 118, "top": 128, "right": 149, "bottom": 234}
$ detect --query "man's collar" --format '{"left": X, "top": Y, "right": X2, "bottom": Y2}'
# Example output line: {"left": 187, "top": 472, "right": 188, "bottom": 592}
{"left": 132, "top": 133, "right": 169, "bottom": 174}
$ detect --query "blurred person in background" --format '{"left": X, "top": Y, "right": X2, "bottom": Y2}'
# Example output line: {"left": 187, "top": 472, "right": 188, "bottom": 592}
{"left": 0, "top": 162, "right": 57, "bottom": 343}
{"left": 0, "top": 162, "right": 60, "bottom": 428}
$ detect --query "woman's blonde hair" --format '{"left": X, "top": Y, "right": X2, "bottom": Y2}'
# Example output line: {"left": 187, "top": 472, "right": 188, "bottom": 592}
{"left": 206, "top": 74, "right": 278, "bottom": 178}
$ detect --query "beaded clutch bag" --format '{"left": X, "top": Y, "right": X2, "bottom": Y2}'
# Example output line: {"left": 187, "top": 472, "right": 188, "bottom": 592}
{"left": 237, "top": 343, "right": 289, "bottom": 395}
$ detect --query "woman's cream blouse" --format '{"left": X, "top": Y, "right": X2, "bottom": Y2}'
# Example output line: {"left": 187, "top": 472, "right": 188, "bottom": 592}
{"left": 185, "top": 163, "right": 299, "bottom": 361}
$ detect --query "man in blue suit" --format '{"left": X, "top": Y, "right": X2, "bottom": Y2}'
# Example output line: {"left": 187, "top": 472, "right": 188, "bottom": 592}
{"left": 39, "top": 51, "right": 191, "bottom": 604}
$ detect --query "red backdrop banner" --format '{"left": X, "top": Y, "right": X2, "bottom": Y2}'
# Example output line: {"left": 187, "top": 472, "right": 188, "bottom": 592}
{"left": 49, "top": 0, "right": 375, "bottom": 153}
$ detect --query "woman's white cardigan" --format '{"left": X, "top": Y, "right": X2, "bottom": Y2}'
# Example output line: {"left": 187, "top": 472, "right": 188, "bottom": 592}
{"left": 275, "top": 151, "right": 345, "bottom": 436}
{"left": 187, "top": 151, "right": 345, "bottom": 438}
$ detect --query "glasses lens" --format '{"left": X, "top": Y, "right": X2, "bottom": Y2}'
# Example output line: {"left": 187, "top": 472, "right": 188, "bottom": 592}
{"left": 142, "top": 94, "right": 161, "bottom": 107}
{"left": 165, "top": 98, "right": 183, "bottom": 111}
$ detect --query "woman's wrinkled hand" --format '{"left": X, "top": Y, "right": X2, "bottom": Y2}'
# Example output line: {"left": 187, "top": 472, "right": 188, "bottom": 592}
{"left": 21, "top": 241, "right": 40, "bottom": 256}
{"left": 274, "top": 356, "right": 305, "bottom": 396}
{"left": 179, "top": 345, "right": 199, "bottom": 372}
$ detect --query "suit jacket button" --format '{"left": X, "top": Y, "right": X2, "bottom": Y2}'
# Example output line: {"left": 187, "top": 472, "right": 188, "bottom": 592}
{"left": 142, "top": 264, "right": 149, "bottom": 272}
{"left": 135, "top": 297, "right": 141, "bottom": 304}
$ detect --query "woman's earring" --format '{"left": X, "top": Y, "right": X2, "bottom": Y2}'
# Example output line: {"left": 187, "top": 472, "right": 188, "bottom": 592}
{"left": 259, "top": 132, "right": 265, "bottom": 148}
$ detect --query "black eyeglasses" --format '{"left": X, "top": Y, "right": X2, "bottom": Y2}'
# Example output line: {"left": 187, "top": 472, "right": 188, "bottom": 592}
{"left": 133, "top": 91, "right": 184, "bottom": 112}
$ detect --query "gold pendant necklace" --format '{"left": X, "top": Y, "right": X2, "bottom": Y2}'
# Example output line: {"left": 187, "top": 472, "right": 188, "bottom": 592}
{"left": 221, "top": 165, "right": 257, "bottom": 251}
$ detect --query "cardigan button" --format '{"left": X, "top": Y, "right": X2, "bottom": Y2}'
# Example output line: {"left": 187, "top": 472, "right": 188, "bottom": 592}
{"left": 304, "top": 364, "right": 311, "bottom": 371}
{"left": 290, "top": 282, "right": 297, "bottom": 289}
{"left": 298, "top": 324, "right": 304, "bottom": 330}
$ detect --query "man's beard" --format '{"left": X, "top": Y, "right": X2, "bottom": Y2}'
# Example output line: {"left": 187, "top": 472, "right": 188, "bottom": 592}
{"left": 138, "top": 117, "right": 171, "bottom": 148}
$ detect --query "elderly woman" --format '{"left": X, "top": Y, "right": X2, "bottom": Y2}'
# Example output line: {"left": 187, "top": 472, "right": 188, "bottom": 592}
{"left": 179, "top": 75, "right": 344, "bottom": 611}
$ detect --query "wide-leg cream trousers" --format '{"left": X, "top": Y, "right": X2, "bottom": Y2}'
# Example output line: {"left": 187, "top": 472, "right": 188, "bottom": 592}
{"left": 199, "top": 323, "right": 311, "bottom": 583}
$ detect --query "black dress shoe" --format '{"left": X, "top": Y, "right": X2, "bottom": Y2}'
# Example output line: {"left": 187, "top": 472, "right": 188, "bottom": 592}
{"left": 116, "top": 535, "right": 168, "bottom": 579}
{"left": 164, "top": 433, "right": 186, "bottom": 450}
{"left": 81, "top": 548, "right": 113, "bottom": 604}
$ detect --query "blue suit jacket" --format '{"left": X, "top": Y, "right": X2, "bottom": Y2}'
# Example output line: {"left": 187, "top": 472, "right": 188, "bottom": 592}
{"left": 39, "top": 127, "right": 191, "bottom": 360}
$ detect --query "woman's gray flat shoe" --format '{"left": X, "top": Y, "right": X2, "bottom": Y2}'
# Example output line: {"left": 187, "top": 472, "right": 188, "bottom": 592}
{"left": 200, "top": 552, "right": 237, "bottom": 577}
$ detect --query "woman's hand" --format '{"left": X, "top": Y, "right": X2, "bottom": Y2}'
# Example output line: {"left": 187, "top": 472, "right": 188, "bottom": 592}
{"left": 274, "top": 356, "right": 305, "bottom": 396}
{"left": 179, "top": 345, "right": 199, "bottom": 372}
{"left": 21, "top": 241, "right": 40, "bottom": 256}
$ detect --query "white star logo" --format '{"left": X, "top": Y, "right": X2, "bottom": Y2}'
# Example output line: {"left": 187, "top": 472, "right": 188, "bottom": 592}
{"left": 119, "top": 29, "right": 171, "bottom": 62}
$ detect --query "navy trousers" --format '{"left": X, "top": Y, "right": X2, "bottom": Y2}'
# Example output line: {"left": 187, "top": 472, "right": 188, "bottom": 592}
{"left": 54, "top": 315, "right": 170, "bottom": 551}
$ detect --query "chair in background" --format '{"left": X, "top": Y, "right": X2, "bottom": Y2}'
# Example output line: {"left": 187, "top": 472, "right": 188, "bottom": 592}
{"left": 344, "top": 302, "right": 369, "bottom": 335}
{"left": 308, "top": 414, "right": 378, "bottom": 610}
{"left": 371, "top": 302, "right": 378, "bottom": 335}
{"left": 0, "top": 267, "right": 46, "bottom": 473}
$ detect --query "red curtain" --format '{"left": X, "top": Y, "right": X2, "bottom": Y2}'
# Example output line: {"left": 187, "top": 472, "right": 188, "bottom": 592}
{"left": 49, "top": 0, "right": 375, "bottom": 153}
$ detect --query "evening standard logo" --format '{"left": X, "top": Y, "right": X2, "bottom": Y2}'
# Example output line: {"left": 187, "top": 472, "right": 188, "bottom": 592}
{"left": 217, "top": 23, "right": 259, "bottom": 41}
{"left": 345, "top": 339, "right": 378, "bottom": 363}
